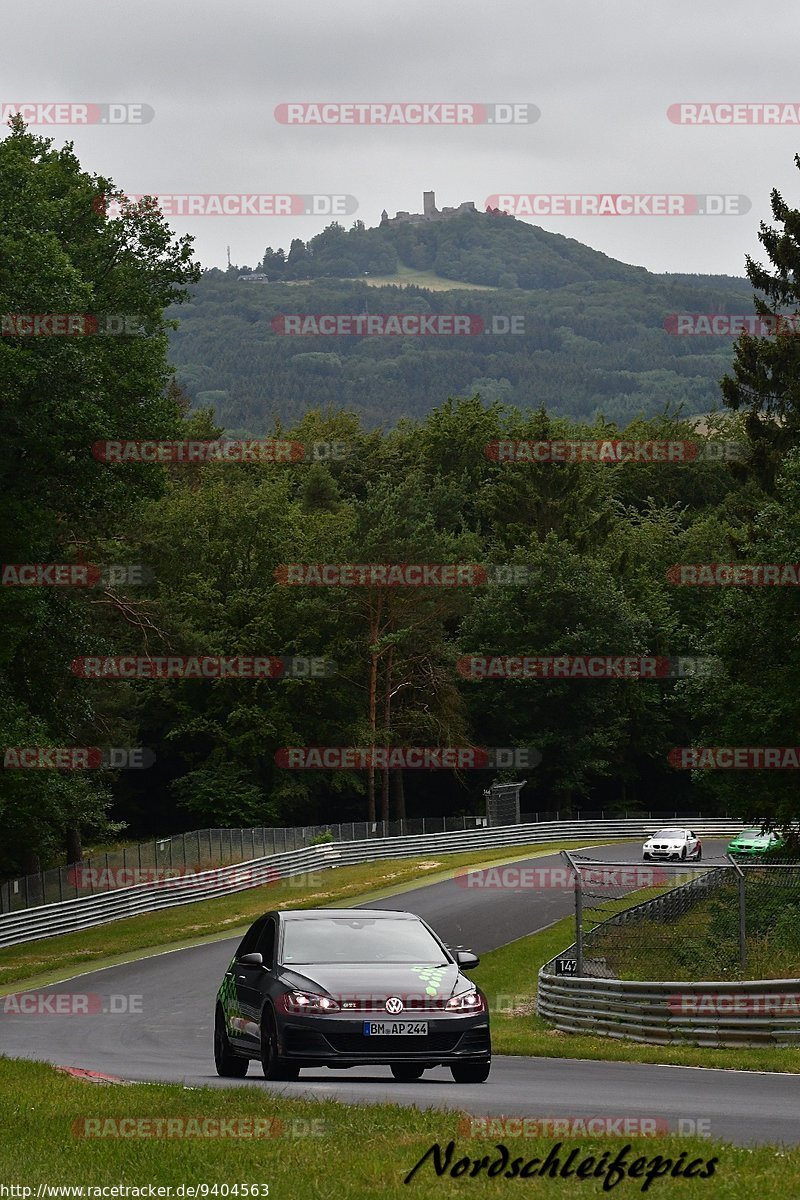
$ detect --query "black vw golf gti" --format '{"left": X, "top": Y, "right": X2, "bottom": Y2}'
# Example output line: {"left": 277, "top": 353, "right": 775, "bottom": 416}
{"left": 214, "top": 908, "right": 491, "bottom": 1082}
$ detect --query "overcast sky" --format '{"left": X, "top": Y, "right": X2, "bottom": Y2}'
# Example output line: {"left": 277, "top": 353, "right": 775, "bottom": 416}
{"left": 4, "top": 0, "right": 800, "bottom": 277}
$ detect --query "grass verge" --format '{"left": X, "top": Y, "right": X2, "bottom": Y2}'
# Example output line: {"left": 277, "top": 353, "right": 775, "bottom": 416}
{"left": 0, "top": 1057, "right": 794, "bottom": 1198}
{"left": 471, "top": 916, "right": 800, "bottom": 1072}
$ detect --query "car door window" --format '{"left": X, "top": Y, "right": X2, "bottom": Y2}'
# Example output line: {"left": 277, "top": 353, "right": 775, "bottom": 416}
{"left": 235, "top": 917, "right": 266, "bottom": 959}
{"left": 255, "top": 918, "right": 276, "bottom": 969}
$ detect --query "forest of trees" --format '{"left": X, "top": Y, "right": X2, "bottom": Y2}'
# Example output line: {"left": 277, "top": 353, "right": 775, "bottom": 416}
{"left": 168, "top": 215, "right": 753, "bottom": 431}
{"left": 3, "top": 119, "right": 800, "bottom": 877}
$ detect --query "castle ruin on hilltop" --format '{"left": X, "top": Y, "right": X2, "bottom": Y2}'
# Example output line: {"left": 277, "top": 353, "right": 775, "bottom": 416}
{"left": 380, "top": 191, "right": 477, "bottom": 226}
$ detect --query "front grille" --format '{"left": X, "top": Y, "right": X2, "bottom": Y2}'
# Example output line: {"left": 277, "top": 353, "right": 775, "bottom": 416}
{"left": 325, "top": 1032, "right": 461, "bottom": 1054}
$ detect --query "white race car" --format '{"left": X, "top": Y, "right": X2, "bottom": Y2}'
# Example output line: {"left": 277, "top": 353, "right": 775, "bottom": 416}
{"left": 642, "top": 827, "right": 702, "bottom": 861}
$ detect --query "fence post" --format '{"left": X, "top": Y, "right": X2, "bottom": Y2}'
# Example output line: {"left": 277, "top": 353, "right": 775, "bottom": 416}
{"left": 563, "top": 850, "right": 583, "bottom": 976}
{"left": 727, "top": 854, "right": 747, "bottom": 975}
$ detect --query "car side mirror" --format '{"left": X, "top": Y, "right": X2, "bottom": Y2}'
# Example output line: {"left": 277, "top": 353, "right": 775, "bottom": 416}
{"left": 456, "top": 950, "right": 479, "bottom": 968}
{"left": 238, "top": 952, "right": 265, "bottom": 968}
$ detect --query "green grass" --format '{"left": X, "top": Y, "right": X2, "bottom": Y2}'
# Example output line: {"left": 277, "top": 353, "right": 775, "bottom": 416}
{"left": 0, "top": 1058, "right": 795, "bottom": 1197}
{"left": 470, "top": 916, "right": 800, "bottom": 1072}
{"left": 0, "top": 840, "right": 613, "bottom": 991}
{"left": 285, "top": 264, "right": 499, "bottom": 291}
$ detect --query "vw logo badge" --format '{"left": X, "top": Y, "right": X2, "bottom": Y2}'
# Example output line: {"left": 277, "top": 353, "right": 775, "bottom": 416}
{"left": 385, "top": 996, "right": 404, "bottom": 1014}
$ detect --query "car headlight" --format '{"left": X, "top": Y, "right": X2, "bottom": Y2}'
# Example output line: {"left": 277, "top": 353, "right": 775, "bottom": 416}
{"left": 283, "top": 990, "right": 340, "bottom": 1014}
{"left": 445, "top": 990, "right": 484, "bottom": 1012}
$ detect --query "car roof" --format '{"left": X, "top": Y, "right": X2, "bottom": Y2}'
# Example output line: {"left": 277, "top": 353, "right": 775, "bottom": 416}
{"left": 277, "top": 908, "right": 420, "bottom": 921}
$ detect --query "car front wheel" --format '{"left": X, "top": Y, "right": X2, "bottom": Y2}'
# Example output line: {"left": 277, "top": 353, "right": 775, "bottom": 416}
{"left": 450, "top": 1060, "right": 491, "bottom": 1083}
{"left": 390, "top": 1064, "right": 426, "bottom": 1082}
{"left": 260, "top": 1008, "right": 300, "bottom": 1081}
{"left": 214, "top": 1007, "right": 248, "bottom": 1078}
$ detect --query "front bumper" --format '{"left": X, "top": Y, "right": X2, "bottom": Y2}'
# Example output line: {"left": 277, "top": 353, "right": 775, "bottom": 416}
{"left": 275, "top": 1010, "right": 491, "bottom": 1065}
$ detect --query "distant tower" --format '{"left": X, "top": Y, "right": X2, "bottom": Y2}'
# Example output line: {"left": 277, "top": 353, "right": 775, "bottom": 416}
{"left": 423, "top": 190, "right": 436, "bottom": 218}
{"left": 380, "top": 208, "right": 389, "bottom": 224}
{"left": 226, "top": 245, "right": 231, "bottom": 269}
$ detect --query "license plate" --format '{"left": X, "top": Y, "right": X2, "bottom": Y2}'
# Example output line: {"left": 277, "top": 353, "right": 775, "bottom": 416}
{"left": 363, "top": 1021, "right": 428, "bottom": 1036}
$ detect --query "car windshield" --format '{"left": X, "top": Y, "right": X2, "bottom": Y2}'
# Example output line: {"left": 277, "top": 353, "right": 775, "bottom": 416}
{"left": 281, "top": 917, "right": 448, "bottom": 964}
{"left": 739, "top": 828, "right": 766, "bottom": 838}
{"left": 654, "top": 829, "right": 685, "bottom": 838}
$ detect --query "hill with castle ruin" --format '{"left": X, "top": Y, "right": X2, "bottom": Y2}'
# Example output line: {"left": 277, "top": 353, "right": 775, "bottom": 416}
{"left": 167, "top": 196, "right": 753, "bottom": 430}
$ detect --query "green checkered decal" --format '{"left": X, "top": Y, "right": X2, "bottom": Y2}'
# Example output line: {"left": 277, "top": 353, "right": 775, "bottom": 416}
{"left": 411, "top": 964, "right": 448, "bottom": 996}
{"left": 217, "top": 958, "right": 238, "bottom": 1031}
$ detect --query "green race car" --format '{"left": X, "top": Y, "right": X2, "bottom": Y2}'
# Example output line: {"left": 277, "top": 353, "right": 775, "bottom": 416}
{"left": 727, "top": 826, "right": 785, "bottom": 858}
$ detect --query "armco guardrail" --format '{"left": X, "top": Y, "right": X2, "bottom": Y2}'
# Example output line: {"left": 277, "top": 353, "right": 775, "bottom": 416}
{"left": 537, "top": 972, "right": 800, "bottom": 1047}
{"left": 0, "top": 818, "right": 744, "bottom": 949}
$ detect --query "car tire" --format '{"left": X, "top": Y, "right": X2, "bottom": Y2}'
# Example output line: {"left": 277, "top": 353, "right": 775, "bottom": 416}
{"left": 214, "top": 1006, "right": 248, "bottom": 1078}
{"left": 695, "top": 846, "right": 702, "bottom": 860}
{"left": 260, "top": 1008, "right": 300, "bottom": 1081}
{"left": 680, "top": 848, "right": 687, "bottom": 861}
{"left": 390, "top": 1063, "right": 426, "bottom": 1082}
{"left": 450, "top": 1060, "right": 491, "bottom": 1083}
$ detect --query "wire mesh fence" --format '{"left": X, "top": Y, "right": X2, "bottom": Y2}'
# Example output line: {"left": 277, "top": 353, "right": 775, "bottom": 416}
{"left": 0, "top": 815, "right": 491, "bottom": 913}
{"left": 556, "top": 850, "right": 800, "bottom": 982}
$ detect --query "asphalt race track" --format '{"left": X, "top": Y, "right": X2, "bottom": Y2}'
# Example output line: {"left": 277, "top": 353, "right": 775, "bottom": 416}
{"left": 2, "top": 839, "right": 799, "bottom": 1146}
